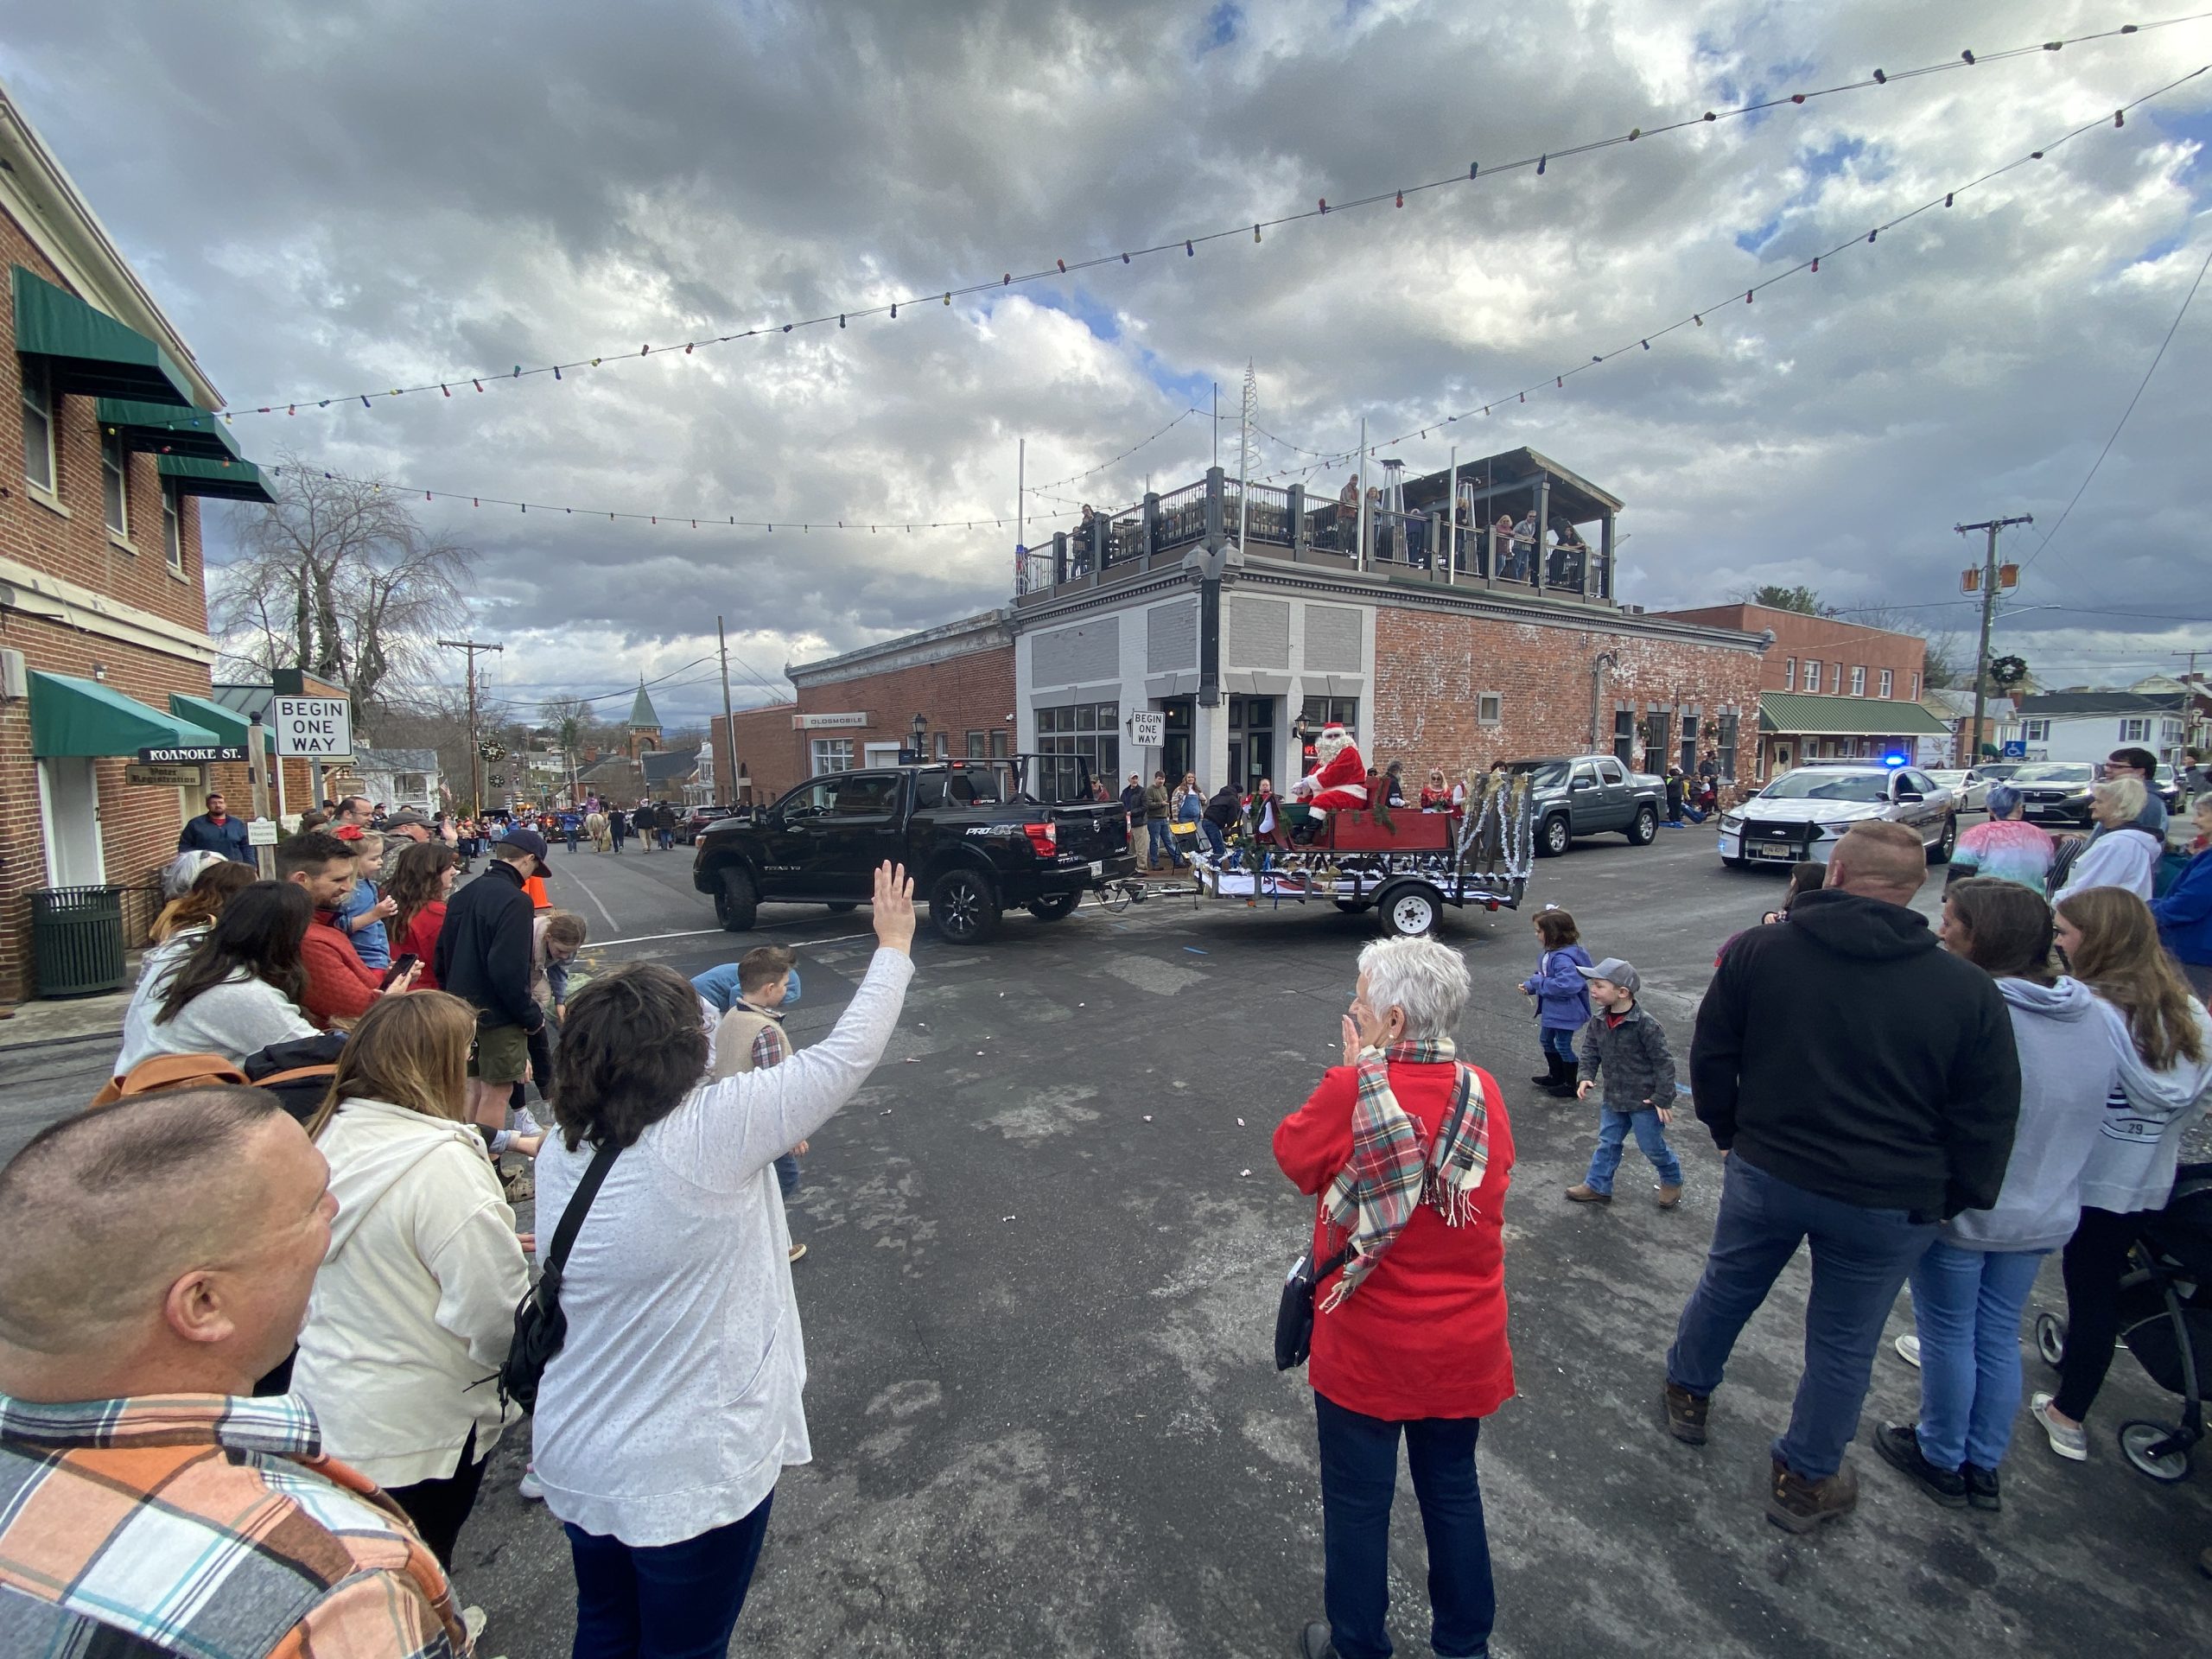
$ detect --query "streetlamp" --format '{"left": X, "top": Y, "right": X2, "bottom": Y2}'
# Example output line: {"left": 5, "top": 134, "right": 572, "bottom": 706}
{"left": 910, "top": 712, "right": 928, "bottom": 764}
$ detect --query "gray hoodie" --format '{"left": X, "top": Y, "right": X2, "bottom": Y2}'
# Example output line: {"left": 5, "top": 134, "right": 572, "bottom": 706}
{"left": 2076, "top": 994, "right": 2212, "bottom": 1216}
{"left": 1942, "top": 978, "right": 2116, "bottom": 1253}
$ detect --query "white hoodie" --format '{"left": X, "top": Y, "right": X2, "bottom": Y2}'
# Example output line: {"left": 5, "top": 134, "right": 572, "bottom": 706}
{"left": 292, "top": 1097, "right": 529, "bottom": 1486}
{"left": 2076, "top": 995, "right": 2212, "bottom": 1216}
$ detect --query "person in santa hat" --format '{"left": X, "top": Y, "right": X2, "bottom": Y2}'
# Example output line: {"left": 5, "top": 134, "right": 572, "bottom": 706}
{"left": 1307, "top": 724, "right": 1370, "bottom": 812}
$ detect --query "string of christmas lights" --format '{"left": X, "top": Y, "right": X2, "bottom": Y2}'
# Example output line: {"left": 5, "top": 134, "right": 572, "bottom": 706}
{"left": 211, "top": 10, "right": 2206, "bottom": 423}
{"left": 257, "top": 60, "right": 2208, "bottom": 542}
{"left": 1025, "top": 404, "right": 1208, "bottom": 492}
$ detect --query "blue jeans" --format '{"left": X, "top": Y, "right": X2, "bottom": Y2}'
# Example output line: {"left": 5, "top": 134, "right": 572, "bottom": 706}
{"left": 774, "top": 1152, "right": 800, "bottom": 1198}
{"left": 1582, "top": 1109, "right": 1683, "bottom": 1195}
{"left": 565, "top": 1490, "right": 773, "bottom": 1659}
{"left": 1539, "top": 1026, "right": 1578, "bottom": 1066}
{"left": 1146, "top": 819, "right": 1183, "bottom": 865}
{"left": 1667, "top": 1156, "right": 1936, "bottom": 1480}
{"left": 1909, "top": 1240, "right": 2048, "bottom": 1471}
{"left": 1199, "top": 819, "right": 1226, "bottom": 857}
{"left": 1314, "top": 1393, "right": 1493, "bottom": 1659}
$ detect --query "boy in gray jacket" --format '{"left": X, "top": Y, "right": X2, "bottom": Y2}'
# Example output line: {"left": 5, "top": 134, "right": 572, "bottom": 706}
{"left": 1566, "top": 957, "right": 1686, "bottom": 1208}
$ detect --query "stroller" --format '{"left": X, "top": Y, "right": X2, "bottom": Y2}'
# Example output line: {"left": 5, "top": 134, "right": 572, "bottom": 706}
{"left": 2035, "top": 1162, "right": 2212, "bottom": 1483}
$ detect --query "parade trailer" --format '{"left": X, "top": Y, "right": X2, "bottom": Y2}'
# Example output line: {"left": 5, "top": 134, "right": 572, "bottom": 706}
{"left": 1096, "top": 772, "right": 1536, "bottom": 938}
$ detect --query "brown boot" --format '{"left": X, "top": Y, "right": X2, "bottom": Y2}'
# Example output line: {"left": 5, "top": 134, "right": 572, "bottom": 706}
{"left": 1565, "top": 1184, "right": 1611, "bottom": 1204}
{"left": 1662, "top": 1382, "right": 1709, "bottom": 1445}
{"left": 1656, "top": 1182, "right": 1682, "bottom": 1209}
{"left": 1765, "top": 1456, "right": 1859, "bottom": 1534}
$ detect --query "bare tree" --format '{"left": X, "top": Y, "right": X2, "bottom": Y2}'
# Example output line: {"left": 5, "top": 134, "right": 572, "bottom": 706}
{"left": 213, "top": 454, "right": 474, "bottom": 723}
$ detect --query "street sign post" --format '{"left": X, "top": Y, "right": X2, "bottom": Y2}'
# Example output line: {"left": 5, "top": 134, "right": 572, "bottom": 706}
{"left": 270, "top": 696, "right": 353, "bottom": 758}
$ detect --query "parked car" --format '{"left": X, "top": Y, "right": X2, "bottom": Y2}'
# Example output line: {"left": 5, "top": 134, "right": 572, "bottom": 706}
{"left": 1509, "top": 754, "right": 1664, "bottom": 856}
{"left": 2152, "top": 763, "right": 2183, "bottom": 814}
{"left": 692, "top": 759, "right": 1134, "bottom": 944}
{"left": 2009, "top": 761, "right": 2097, "bottom": 828}
{"left": 1924, "top": 768, "right": 1992, "bottom": 812}
{"left": 1718, "top": 764, "right": 1956, "bottom": 868}
{"left": 679, "top": 803, "right": 741, "bottom": 844}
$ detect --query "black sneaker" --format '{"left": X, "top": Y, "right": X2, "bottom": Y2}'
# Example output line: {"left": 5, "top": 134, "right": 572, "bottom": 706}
{"left": 1873, "top": 1423, "right": 1967, "bottom": 1509}
{"left": 1961, "top": 1462, "right": 2001, "bottom": 1511}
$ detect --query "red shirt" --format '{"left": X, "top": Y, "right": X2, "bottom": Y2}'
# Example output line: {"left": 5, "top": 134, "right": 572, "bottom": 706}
{"left": 301, "top": 911, "right": 382, "bottom": 1026}
{"left": 1273, "top": 1059, "right": 1516, "bottom": 1421}
{"left": 397, "top": 899, "right": 448, "bottom": 989}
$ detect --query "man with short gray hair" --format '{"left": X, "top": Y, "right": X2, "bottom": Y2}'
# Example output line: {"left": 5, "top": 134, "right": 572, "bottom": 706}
{"left": 1662, "top": 820, "right": 2019, "bottom": 1534}
{"left": 0, "top": 1089, "right": 467, "bottom": 1656}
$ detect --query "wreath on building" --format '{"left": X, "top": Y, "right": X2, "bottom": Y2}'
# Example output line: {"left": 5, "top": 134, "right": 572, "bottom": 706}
{"left": 1986, "top": 654, "right": 2030, "bottom": 690}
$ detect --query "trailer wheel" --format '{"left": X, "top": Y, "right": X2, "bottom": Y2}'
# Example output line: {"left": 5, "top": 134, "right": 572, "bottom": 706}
{"left": 1378, "top": 884, "right": 1442, "bottom": 938}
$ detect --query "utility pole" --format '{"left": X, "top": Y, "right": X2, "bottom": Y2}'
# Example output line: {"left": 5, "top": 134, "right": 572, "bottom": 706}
{"left": 1955, "top": 516, "right": 2032, "bottom": 766}
{"left": 436, "top": 637, "right": 503, "bottom": 816}
{"left": 717, "top": 614, "right": 739, "bottom": 807}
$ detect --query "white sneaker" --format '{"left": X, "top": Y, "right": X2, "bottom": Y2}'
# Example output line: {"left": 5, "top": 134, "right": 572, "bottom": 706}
{"left": 461, "top": 1605, "right": 488, "bottom": 1643}
{"left": 1895, "top": 1332, "right": 1921, "bottom": 1369}
{"left": 518, "top": 1467, "right": 544, "bottom": 1501}
{"left": 2030, "top": 1392, "right": 2089, "bottom": 1462}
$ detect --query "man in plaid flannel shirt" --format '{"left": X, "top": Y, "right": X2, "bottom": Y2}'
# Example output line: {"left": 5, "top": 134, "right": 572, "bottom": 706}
{"left": 0, "top": 1087, "right": 467, "bottom": 1657}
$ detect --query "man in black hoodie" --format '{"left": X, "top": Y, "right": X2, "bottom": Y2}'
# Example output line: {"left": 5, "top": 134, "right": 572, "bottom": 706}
{"left": 1662, "top": 821, "right": 2019, "bottom": 1535}
{"left": 435, "top": 826, "right": 549, "bottom": 1128}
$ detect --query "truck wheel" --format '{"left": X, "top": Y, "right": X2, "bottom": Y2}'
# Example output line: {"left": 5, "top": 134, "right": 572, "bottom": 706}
{"left": 1378, "top": 884, "right": 1442, "bottom": 938}
{"left": 929, "top": 868, "right": 1001, "bottom": 944}
{"left": 1929, "top": 816, "right": 1956, "bottom": 865}
{"left": 1026, "top": 893, "right": 1080, "bottom": 922}
{"left": 714, "top": 868, "right": 758, "bottom": 932}
{"left": 1539, "top": 815, "right": 1572, "bottom": 857}
{"left": 1627, "top": 805, "right": 1657, "bottom": 846}
{"left": 826, "top": 903, "right": 858, "bottom": 913}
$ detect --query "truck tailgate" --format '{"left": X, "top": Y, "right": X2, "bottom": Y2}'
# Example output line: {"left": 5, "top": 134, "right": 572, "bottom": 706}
{"left": 1047, "top": 804, "right": 1126, "bottom": 860}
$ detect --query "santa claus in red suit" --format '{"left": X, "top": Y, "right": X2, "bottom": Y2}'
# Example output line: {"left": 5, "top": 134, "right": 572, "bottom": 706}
{"left": 1303, "top": 723, "right": 1369, "bottom": 811}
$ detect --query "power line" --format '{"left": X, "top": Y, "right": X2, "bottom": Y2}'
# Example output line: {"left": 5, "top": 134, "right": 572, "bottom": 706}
{"left": 209, "top": 11, "right": 2204, "bottom": 422}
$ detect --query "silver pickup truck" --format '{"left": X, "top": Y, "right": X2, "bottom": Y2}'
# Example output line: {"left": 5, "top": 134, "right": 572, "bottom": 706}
{"left": 1510, "top": 755, "right": 1665, "bottom": 857}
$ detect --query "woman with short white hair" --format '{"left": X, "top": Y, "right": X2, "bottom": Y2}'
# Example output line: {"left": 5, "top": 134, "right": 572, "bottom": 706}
{"left": 2053, "top": 777, "right": 2161, "bottom": 903}
{"left": 1273, "top": 936, "right": 1516, "bottom": 1659}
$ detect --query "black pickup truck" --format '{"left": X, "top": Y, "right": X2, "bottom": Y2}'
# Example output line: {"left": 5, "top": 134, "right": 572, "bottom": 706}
{"left": 692, "top": 759, "right": 1135, "bottom": 944}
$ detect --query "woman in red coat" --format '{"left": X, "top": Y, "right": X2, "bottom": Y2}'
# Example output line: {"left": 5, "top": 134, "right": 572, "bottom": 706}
{"left": 384, "top": 841, "right": 460, "bottom": 989}
{"left": 1274, "top": 936, "right": 1515, "bottom": 1659}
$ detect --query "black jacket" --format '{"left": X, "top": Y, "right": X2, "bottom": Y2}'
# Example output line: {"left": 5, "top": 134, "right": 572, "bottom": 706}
{"left": 1689, "top": 888, "right": 2019, "bottom": 1220}
{"left": 434, "top": 860, "right": 543, "bottom": 1033}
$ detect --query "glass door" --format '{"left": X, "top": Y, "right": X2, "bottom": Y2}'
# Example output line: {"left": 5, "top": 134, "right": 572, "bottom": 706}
{"left": 1160, "top": 697, "right": 1194, "bottom": 787}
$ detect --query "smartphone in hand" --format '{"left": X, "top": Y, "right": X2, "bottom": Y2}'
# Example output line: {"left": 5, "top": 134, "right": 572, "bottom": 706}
{"left": 380, "top": 953, "right": 420, "bottom": 990}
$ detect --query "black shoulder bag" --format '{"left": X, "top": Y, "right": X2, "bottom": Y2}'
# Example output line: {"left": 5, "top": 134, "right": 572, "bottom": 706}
{"left": 1274, "top": 1241, "right": 1353, "bottom": 1372}
{"left": 500, "top": 1141, "right": 620, "bottom": 1412}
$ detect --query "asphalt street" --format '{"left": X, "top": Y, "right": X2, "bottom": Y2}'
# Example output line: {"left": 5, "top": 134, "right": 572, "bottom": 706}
{"left": 12, "top": 825, "right": 2210, "bottom": 1656}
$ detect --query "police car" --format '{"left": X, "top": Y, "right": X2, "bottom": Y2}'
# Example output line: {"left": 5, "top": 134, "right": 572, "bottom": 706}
{"left": 1718, "top": 761, "right": 1956, "bottom": 869}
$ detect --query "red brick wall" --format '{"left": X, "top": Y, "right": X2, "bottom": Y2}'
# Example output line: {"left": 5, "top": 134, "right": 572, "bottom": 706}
{"left": 712, "top": 642, "right": 1017, "bottom": 807}
{"left": 0, "top": 205, "right": 227, "bottom": 1001}
{"left": 1654, "top": 604, "right": 1924, "bottom": 699}
{"left": 1372, "top": 608, "right": 1764, "bottom": 772}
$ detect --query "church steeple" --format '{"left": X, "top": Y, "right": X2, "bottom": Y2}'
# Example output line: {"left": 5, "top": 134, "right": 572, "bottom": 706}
{"left": 626, "top": 677, "right": 662, "bottom": 759}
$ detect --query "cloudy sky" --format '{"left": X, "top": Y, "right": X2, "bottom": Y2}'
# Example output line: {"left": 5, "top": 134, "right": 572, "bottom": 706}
{"left": 8, "top": 0, "right": 2210, "bottom": 728}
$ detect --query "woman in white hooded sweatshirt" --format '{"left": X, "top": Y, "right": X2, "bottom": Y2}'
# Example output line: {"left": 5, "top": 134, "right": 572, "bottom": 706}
{"left": 2032, "top": 885, "right": 2212, "bottom": 1462}
{"left": 292, "top": 989, "right": 529, "bottom": 1567}
{"left": 531, "top": 862, "right": 916, "bottom": 1659}
{"left": 1876, "top": 879, "right": 2117, "bottom": 1512}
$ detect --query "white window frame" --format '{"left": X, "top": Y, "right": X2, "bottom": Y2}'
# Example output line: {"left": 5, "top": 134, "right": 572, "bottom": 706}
{"left": 101, "top": 426, "right": 130, "bottom": 538}
{"left": 810, "top": 737, "right": 855, "bottom": 773}
{"left": 21, "top": 355, "right": 55, "bottom": 494}
{"left": 2020, "top": 719, "right": 2050, "bottom": 742}
{"left": 1802, "top": 660, "right": 1821, "bottom": 696}
{"left": 1910, "top": 672, "right": 1922, "bottom": 700}
{"left": 1878, "top": 669, "right": 1893, "bottom": 699}
{"left": 2120, "top": 717, "right": 2149, "bottom": 743}
{"left": 1783, "top": 658, "right": 1796, "bottom": 691}
{"left": 162, "top": 480, "right": 184, "bottom": 574}
{"left": 1849, "top": 666, "right": 1866, "bottom": 697}
{"left": 1476, "top": 691, "right": 1502, "bottom": 726}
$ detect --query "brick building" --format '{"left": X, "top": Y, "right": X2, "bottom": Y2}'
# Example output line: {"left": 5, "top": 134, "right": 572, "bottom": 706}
{"left": 710, "top": 611, "right": 1015, "bottom": 806}
{"left": 0, "top": 79, "right": 273, "bottom": 1001}
{"left": 1649, "top": 602, "right": 1946, "bottom": 776}
{"left": 1012, "top": 456, "right": 1766, "bottom": 795}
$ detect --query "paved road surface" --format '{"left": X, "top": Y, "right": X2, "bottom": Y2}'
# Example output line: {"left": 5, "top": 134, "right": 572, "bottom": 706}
{"left": 11, "top": 825, "right": 2209, "bottom": 1655}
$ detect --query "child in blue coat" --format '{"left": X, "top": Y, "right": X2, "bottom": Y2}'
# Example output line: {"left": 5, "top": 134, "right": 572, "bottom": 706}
{"left": 1522, "top": 906, "right": 1593, "bottom": 1096}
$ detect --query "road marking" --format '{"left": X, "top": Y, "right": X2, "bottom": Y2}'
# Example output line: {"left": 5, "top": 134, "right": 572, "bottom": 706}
{"left": 554, "top": 864, "right": 620, "bottom": 931}
{"left": 589, "top": 925, "right": 880, "bottom": 951}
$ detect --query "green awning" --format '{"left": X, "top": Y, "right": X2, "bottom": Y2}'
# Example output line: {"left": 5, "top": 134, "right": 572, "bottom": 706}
{"left": 1758, "top": 692, "right": 1951, "bottom": 738}
{"left": 11, "top": 266, "right": 194, "bottom": 405}
{"left": 99, "top": 399, "right": 242, "bottom": 462}
{"left": 159, "top": 454, "right": 276, "bottom": 505}
{"left": 31, "top": 671, "right": 219, "bottom": 758}
{"left": 169, "top": 693, "right": 254, "bottom": 748}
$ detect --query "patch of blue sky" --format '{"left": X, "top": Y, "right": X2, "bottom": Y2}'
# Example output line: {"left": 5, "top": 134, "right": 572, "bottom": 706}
{"left": 1200, "top": 2, "right": 1241, "bottom": 54}
{"left": 1139, "top": 350, "right": 1212, "bottom": 410}
{"left": 2147, "top": 105, "right": 2212, "bottom": 178}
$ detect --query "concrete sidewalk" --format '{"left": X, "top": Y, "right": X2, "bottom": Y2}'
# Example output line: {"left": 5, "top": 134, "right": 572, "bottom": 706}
{"left": 0, "top": 985, "right": 130, "bottom": 1052}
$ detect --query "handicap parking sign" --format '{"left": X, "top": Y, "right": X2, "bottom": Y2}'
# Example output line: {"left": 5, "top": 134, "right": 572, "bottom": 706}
{"left": 2002, "top": 741, "right": 2027, "bottom": 759}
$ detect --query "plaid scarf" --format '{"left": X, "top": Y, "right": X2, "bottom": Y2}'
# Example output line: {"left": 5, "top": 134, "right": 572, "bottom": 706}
{"left": 1319, "top": 1037, "right": 1491, "bottom": 1310}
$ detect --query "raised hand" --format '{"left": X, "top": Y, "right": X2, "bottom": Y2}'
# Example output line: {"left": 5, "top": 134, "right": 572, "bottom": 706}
{"left": 873, "top": 861, "right": 917, "bottom": 954}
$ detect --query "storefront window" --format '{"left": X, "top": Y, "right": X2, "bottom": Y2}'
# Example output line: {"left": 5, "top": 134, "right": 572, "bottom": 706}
{"left": 1716, "top": 712, "right": 1738, "bottom": 781}
{"left": 1229, "top": 695, "right": 1275, "bottom": 789}
{"left": 1612, "top": 709, "right": 1635, "bottom": 766}
{"left": 1037, "top": 701, "right": 1119, "bottom": 797}
{"left": 810, "top": 738, "right": 855, "bottom": 773}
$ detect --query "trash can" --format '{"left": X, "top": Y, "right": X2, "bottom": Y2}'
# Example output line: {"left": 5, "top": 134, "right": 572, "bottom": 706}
{"left": 29, "top": 885, "right": 127, "bottom": 998}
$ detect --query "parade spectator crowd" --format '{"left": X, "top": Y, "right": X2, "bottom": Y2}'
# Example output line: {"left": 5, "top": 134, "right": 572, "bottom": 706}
{"left": 6, "top": 750, "right": 2209, "bottom": 1659}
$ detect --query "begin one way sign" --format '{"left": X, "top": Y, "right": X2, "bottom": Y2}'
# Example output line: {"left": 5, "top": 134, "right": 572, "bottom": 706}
{"left": 271, "top": 696, "right": 353, "bottom": 757}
